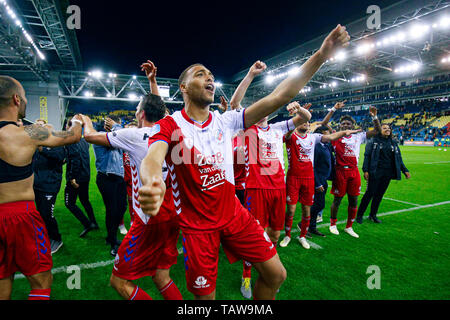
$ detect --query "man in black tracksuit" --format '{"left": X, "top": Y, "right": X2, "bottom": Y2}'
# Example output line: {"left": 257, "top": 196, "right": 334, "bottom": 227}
{"left": 33, "top": 145, "right": 66, "bottom": 254}
{"left": 65, "top": 130, "right": 98, "bottom": 237}
{"left": 308, "top": 125, "right": 335, "bottom": 237}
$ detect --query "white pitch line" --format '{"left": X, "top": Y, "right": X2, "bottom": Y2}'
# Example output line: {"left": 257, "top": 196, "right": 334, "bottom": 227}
{"left": 295, "top": 237, "right": 323, "bottom": 250}
{"left": 317, "top": 200, "right": 450, "bottom": 228}
{"left": 424, "top": 161, "right": 450, "bottom": 164}
{"left": 14, "top": 259, "right": 114, "bottom": 280}
{"left": 15, "top": 201, "right": 450, "bottom": 280}
{"left": 383, "top": 197, "right": 421, "bottom": 207}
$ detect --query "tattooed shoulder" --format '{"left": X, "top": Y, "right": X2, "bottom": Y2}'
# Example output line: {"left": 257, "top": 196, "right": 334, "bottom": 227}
{"left": 24, "top": 124, "right": 50, "bottom": 141}
{"left": 51, "top": 130, "right": 74, "bottom": 138}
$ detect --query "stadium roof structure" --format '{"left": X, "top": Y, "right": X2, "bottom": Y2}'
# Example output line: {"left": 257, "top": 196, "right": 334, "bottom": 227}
{"left": 231, "top": 0, "right": 450, "bottom": 109}
{"left": 0, "top": 0, "right": 82, "bottom": 81}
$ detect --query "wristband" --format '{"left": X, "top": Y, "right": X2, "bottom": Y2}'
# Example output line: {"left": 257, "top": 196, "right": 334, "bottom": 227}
{"left": 71, "top": 119, "right": 82, "bottom": 126}
{"left": 331, "top": 107, "right": 336, "bottom": 112}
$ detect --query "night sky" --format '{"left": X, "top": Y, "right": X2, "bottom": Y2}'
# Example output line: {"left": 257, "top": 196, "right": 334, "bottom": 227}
{"left": 71, "top": 0, "right": 396, "bottom": 83}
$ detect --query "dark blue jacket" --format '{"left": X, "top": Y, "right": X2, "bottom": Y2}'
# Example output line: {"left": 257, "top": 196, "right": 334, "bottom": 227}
{"left": 313, "top": 141, "right": 335, "bottom": 188}
{"left": 65, "top": 138, "right": 91, "bottom": 183}
{"left": 33, "top": 146, "right": 66, "bottom": 193}
{"left": 362, "top": 136, "right": 409, "bottom": 180}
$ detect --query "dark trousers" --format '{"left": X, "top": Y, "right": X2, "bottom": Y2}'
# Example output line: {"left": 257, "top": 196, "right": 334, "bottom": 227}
{"left": 236, "top": 189, "right": 245, "bottom": 206}
{"left": 310, "top": 182, "right": 327, "bottom": 231}
{"left": 35, "top": 190, "right": 62, "bottom": 242}
{"left": 96, "top": 172, "right": 127, "bottom": 246}
{"left": 65, "top": 181, "right": 97, "bottom": 229}
{"left": 357, "top": 172, "right": 392, "bottom": 218}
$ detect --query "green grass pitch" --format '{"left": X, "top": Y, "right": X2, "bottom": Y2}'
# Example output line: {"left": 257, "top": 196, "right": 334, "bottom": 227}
{"left": 9, "top": 145, "right": 450, "bottom": 300}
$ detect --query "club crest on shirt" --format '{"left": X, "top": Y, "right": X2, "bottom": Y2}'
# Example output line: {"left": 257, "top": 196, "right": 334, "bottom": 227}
{"left": 215, "top": 129, "right": 224, "bottom": 144}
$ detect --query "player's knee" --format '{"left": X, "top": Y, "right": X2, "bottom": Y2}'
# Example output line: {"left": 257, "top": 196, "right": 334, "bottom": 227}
{"left": 109, "top": 274, "right": 124, "bottom": 292}
{"left": 271, "top": 265, "right": 287, "bottom": 288}
{"left": 152, "top": 273, "right": 170, "bottom": 290}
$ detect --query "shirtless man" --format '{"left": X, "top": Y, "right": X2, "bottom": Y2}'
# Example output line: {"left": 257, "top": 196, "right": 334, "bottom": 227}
{"left": 0, "top": 76, "right": 83, "bottom": 300}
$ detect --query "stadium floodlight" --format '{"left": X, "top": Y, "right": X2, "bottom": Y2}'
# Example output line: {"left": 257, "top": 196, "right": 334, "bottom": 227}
{"left": 356, "top": 43, "right": 372, "bottom": 55}
{"left": 84, "top": 91, "right": 93, "bottom": 98}
{"left": 265, "top": 75, "right": 275, "bottom": 84}
{"left": 409, "top": 24, "right": 430, "bottom": 39}
{"left": 128, "top": 93, "right": 139, "bottom": 100}
{"left": 330, "top": 81, "right": 337, "bottom": 88}
{"left": 440, "top": 17, "right": 450, "bottom": 28}
{"left": 441, "top": 56, "right": 450, "bottom": 64}
{"left": 132, "top": 75, "right": 137, "bottom": 79}
{"left": 91, "top": 70, "right": 103, "bottom": 79}
{"left": 394, "top": 62, "right": 421, "bottom": 73}
{"left": 215, "top": 81, "right": 223, "bottom": 88}
{"left": 106, "top": 93, "right": 112, "bottom": 98}
{"left": 334, "top": 51, "right": 346, "bottom": 61}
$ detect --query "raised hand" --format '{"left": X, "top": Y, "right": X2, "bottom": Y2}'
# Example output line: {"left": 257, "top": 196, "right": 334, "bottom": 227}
{"left": 218, "top": 96, "right": 228, "bottom": 112}
{"left": 319, "top": 25, "right": 350, "bottom": 60}
{"left": 287, "top": 101, "right": 301, "bottom": 116}
{"left": 369, "top": 106, "right": 377, "bottom": 117}
{"left": 141, "top": 60, "right": 158, "bottom": 82}
{"left": 249, "top": 60, "right": 267, "bottom": 77}
{"left": 81, "top": 115, "right": 93, "bottom": 127}
{"left": 138, "top": 176, "right": 166, "bottom": 216}
{"left": 334, "top": 100, "right": 347, "bottom": 110}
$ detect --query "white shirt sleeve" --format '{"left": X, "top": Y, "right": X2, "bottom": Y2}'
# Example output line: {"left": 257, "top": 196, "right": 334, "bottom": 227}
{"left": 313, "top": 133, "right": 323, "bottom": 144}
{"left": 219, "top": 109, "right": 245, "bottom": 133}
{"left": 271, "top": 119, "right": 295, "bottom": 135}
{"left": 107, "top": 128, "right": 139, "bottom": 152}
{"left": 358, "top": 132, "right": 368, "bottom": 144}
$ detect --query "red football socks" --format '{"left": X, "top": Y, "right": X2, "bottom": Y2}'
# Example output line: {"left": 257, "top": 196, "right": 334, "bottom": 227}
{"left": 346, "top": 207, "right": 358, "bottom": 228}
{"left": 159, "top": 280, "right": 183, "bottom": 300}
{"left": 129, "top": 286, "right": 152, "bottom": 300}
{"left": 330, "top": 218, "right": 338, "bottom": 226}
{"left": 299, "top": 216, "right": 311, "bottom": 238}
{"left": 28, "top": 288, "right": 51, "bottom": 300}
{"left": 242, "top": 260, "right": 252, "bottom": 279}
{"left": 285, "top": 214, "right": 294, "bottom": 237}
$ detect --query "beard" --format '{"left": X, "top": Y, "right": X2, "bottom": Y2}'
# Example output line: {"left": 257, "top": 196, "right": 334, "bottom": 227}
{"left": 18, "top": 100, "right": 26, "bottom": 119}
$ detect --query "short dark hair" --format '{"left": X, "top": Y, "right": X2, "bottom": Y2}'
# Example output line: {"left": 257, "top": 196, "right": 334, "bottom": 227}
{"left": 141, "top": 93, "right": 166, "bottom": 123}
{"left": 314, "top": 125, "right": 331, "bottom": 134}
{"left": 0, "top": 76, "right": 20, "bottom": 108}
{"left": 178, "top": 63, "right": 204, "bottom": 87}
{"left": 340, "top": 115, "right": 356, "bottom": 125}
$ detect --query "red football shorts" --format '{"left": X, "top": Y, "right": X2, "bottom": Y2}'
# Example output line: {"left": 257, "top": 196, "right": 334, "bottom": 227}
{"left": 244, "top": 188, "right": 286, "bottom": 231}
{"left": 286, "top": 175, "right": 315, "bottom": 206}
{"left": 180, "top": 199, "right": 277, "bottom": 296}
{"left": 112, "top": 217, "right": 180, "bottom": 280}
{"left": 331, "top": 167, "right": 362, "bottom": 197}
{"left": 0, "top": 201, "right": 53, "bottom": 279}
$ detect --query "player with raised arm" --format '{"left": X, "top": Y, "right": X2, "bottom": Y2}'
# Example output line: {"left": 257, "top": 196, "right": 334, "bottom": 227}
{"left": 321, "top": 102, "right": 381, "bottom": 238}
{"left": 229, "top": 61, "right": 310, "bottom": 298}
{"left": 138, "top": 25, "right": 350, "bottom": 300}
{"left": 82, "top": 61, "right": 182, "bottom": 301}
{"left": 279, "top": 102, "right": 361, "bottom": 249}
{"left": 0, "top": 76, "right": 82, "bottom": 300}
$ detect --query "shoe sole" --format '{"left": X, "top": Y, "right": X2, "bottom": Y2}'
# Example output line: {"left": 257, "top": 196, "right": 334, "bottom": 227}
{"left": 51, "top": 243, "right": 63, "bottom": 254}
{"left": 344, "top": 229, "right": 359, "bottom": 238}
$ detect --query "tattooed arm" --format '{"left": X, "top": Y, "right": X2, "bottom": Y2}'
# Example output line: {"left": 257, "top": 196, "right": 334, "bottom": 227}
{"left": 24, "top": 115, "right": 82, "bottom": 148}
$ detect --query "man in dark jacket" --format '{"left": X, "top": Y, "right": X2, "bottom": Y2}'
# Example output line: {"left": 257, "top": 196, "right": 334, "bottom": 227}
{"left": 356, "top": 124, "right": 411, "bottom": 223}
{"left": 308, "top": 125, "right": 335, "bottom": 237}
{"left": 33, "top": 121, "right": 67, "bottom": 254}
{"left": 64, "top": 118, "right": 98, "bottom": 237}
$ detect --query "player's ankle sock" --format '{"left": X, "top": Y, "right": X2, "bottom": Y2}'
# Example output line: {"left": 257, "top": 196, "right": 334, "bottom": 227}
{"left": 28, "top": 288, "right": 51, "bottom": 300}
{"left": 242, "top": 260, "right": 252, "bottom": 279}
{"left": 330, "top": 218, "right": 337, "bottom": 226}
{"left": 129, "top": 286, "right": 152, "bottom": 300}
{"left": 346, "top": 207, "right": 358, "bottom": 228}
{"left": 285, "top": 214, "right": 294, "bottom": 237}
{"left": 300, "top": 216, "right": 311, "bottom": 238}
{"left": 159, "top": 280, "right": 183, "bottom": 300}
